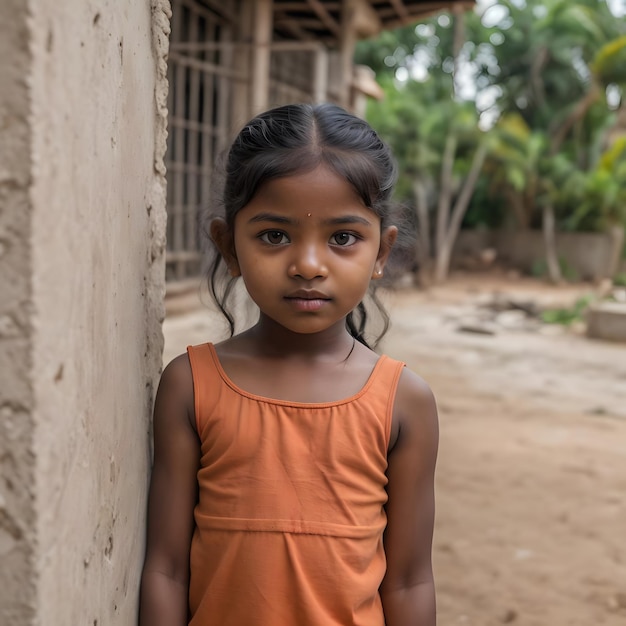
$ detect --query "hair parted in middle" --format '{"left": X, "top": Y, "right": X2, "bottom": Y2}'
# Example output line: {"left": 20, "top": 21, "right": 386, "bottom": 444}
{"left": 204, "top": 102, "right": 414, "bottom": 348}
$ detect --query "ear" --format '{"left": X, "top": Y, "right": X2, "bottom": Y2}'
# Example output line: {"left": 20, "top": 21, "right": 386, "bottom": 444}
{"left": 371, "top": 225, "right": 398, "bottom": 280}
{"left": 210, "top": 218, "right": 241, "bottom": 277}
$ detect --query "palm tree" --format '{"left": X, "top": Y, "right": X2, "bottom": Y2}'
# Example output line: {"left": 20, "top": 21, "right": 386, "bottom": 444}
{"left": 551, "top": 35, "right": 626, "bottom": 153}
{"left": 360, "top": 6, "right": 488, "bottom": 283}
{"left": 486, "top": 114, "right": 575, "bottom": 281}
{"left": 476, "top": 0, "right": 626, "bottom": 281}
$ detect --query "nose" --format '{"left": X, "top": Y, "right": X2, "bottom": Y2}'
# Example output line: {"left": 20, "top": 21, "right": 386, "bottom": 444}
{"left": 287, "top": 242, "right": 328, "bottom": 280}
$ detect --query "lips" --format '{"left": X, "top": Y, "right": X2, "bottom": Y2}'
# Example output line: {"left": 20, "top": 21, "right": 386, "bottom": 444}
{"left": 285, "top": 289, "right": 331, "bottom": 301}
{"left": 284, "top": 290, "right": 331, "bottom": 312}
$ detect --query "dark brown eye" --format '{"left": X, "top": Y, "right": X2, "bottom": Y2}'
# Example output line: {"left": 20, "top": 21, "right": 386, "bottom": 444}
{"left": 331, "top": 232, "right": 357, "bottom": 246}
{"left": 260, "top": 231, "right": 289, "bottom": 245}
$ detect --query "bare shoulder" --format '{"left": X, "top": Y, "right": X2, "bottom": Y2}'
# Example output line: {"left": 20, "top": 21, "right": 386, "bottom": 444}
{"left": 389, "top": 366, "right": 439, "bottom": 453}
{"left": 161, "top": 352, "right": 193, "bottom": 387}
{"left": 155, "top": 353, "right": 195, "bottom": 430}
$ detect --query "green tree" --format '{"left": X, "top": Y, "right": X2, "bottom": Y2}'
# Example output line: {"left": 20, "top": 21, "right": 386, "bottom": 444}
{"left": 485, "top": 113, "right": 579, "bottom": 281}
{"left": 357, "top": 0, "right": 626, "bottom": 283}
{"left": 358, "top": 7, "right": 487, "bottom": 283}
{"left": 477, "top": 0, "right": 626, "bottom": 280}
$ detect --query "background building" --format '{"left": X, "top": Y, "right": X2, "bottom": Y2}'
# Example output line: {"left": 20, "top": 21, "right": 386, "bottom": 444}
{"left": 165, "top": 0, "right": 474, "bottom": 282}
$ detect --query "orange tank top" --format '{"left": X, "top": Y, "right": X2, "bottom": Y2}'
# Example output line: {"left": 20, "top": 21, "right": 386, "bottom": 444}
{"left": 186, "top": 343, "right": 405, "bottom": 626}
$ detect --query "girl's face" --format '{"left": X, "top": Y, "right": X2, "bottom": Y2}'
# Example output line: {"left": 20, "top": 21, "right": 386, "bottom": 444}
{"left": 213, "top": 165, "right": 397, "bottom": 337}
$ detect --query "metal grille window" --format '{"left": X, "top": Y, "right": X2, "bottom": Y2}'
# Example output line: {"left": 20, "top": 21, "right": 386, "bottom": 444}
{"left": 166, "top": 0, "right": 238, "bottom": 282}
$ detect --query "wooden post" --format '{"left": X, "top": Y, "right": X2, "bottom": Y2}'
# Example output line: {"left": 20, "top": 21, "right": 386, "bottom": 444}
{"left": 313, "top": 45, "right": 329, "bottom": 103}
{"left": 232, "top": 0, "right": 254, "bottom": 131}
{"left": 251, "top": 0, "right": 273, "bottom": 115}
{"left": 338, "top": 0, "right": 357, "bottom": 109}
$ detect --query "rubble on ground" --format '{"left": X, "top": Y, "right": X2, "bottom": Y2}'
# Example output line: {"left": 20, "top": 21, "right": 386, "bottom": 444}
{"left": 449, "top": 284, "right": 626, "bottom": 339}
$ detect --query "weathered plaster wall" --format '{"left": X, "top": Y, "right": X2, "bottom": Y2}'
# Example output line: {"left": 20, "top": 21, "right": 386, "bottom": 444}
{"left": 0, "top": 1, "right": 37, "bottom": 623}
{"left": 0, "top": 1, "right": 169, "bottom": 624}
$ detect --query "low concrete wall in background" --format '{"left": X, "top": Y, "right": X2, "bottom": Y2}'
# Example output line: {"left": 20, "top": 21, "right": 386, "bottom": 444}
{"left": 454, "top": 227, "right": 624, "bottom": 280}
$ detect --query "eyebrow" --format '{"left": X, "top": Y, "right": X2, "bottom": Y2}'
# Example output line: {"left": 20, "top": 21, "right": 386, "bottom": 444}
{"left": 324, "top": 216, "right": 373, "bottom": 226}
{"left": 248, "top": 213, "right": 293, "bottom": 224}
{"left": 247, "top": 213, "right": 373, "bottom": 227}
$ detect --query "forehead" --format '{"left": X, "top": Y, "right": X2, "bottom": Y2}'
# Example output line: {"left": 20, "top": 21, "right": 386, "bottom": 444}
{"left": 241, "top": 165, "right": 372, "bottom": 218}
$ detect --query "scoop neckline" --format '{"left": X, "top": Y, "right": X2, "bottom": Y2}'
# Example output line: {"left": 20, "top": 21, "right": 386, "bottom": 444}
{"left": 206, "top": 342, "right": 386, "bottom": 408}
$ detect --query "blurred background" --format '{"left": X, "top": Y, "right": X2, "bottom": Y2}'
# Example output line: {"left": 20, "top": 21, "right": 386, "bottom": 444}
{"left": 164, "top": 1, "right": 626, "bottom": 625}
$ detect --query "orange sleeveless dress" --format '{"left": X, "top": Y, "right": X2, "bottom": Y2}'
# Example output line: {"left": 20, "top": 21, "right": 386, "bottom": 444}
{"left": 186, "top": 343, "right": 405, "bottom": 626}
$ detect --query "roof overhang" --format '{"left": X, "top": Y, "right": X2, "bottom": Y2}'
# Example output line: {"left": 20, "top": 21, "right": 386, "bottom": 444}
{"left": 273, "top": 0, "right": 475, "bottom": 43}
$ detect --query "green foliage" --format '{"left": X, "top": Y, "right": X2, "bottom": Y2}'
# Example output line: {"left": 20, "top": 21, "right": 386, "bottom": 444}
{"left": 559, "top": 137, "right": 626, "bottom": 231}
{"left": 365, "top": 75, "right": 482, "bottom": 203}
{"left": 561, "top": 170, "right": 626, "bottom": 231}
{"left": 592, "top": 35, "right": 626, "bottom": 85}
{"left": 463, "top": 177, "right": 507, "bottom": 229}
{"left": 614, "top": 272, "right": 626, "bottom": 287}
{"left": 541, "top": 295, "right": 594, "bottom": 325}
{"left": 475, "top": 0, "right": 626, "bottom": 233}
{"left": 356, "top": 0, "right": 626, "bottom": 265}
{"left": 474, "top": 0, "right": 624, "bottom": 123}
{"left": 364, "top": 77, "right": 436, "bottom": 201}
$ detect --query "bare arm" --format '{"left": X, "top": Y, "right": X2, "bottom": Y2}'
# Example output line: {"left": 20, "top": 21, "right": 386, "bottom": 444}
{"left": 139, "top": 355, "right": 200, "bottom": 626}
{"left": 380, "top": 369, "right": 439, "bottom": 626}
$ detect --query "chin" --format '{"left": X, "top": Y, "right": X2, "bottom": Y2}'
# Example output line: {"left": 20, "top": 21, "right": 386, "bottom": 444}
{"left": 266, "top": 316, "right": 343, "bottom": 336}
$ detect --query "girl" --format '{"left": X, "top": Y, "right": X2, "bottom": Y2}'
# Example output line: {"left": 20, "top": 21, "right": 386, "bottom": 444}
{"left": 139, "top": 103, "right": 439, "bottom": 626}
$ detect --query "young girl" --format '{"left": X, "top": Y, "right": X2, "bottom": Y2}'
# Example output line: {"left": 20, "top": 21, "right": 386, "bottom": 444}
{"left": 139, "top": 103, "right": 439, "bottom": 626}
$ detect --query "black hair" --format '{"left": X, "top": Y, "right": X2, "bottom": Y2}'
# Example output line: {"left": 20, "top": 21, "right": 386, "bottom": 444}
{"left": 204, "top": 102, "right": 409, "bottom": 348}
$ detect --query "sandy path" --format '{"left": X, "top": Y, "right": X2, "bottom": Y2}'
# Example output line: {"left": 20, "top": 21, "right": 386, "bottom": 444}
{"left": 383, "top": 278, "right": 626, "bottom": 626}
{"left": 163, "top": 274, "right": 626, "bottom": 625}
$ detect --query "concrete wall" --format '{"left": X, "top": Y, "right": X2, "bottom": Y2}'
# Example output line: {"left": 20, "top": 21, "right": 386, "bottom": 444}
{"left": 0, "top": 0, "right": 37, "bottom": 623}
{"left": 454, "top": 228, "right": 624, "bottom": 280}
{"left": 0, "top": 1, "right": 170, "bottom": 624}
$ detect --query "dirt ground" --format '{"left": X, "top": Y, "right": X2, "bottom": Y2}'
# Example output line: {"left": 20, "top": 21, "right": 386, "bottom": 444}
{"left": 163, "top": 272, "right": 626, "bottom": 626}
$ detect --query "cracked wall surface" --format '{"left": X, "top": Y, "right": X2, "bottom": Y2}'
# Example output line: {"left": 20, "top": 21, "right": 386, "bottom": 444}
{"left": 1, "top": 1, "right": 170, "bottom": 624}
{"left": 0, "top": 0, "right": 37, "bottom": 623}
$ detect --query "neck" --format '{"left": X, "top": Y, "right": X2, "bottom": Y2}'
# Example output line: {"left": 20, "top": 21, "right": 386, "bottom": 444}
{"left": 245, "top": 314, "right": 355, "bottom": 360}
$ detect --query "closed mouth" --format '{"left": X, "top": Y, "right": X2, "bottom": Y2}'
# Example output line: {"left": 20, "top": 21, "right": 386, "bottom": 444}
{"left": 285, "top": 290, "right": 331, "bottom": 301}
